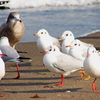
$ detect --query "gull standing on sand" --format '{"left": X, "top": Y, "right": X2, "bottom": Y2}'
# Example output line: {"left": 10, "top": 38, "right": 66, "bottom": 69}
{"left": 0, "top": 50, "right": 6, "bottom": 97}
{"left": 34, "top": 29, "right": 61, "bottom": 51}
{"left": 67, "top": 39, "right": 93, "bottom": 80}
{"left": 0, "top": 50, "right": 6, "bottom": 80}
{"left": 83, "top": 46, "right": 100, "bottom": 93}
{"left": 68, "top": 39, "right": 93, "bottom": 61}
{"left": 58, "top": 31, "right": 74, "bottom": 54}
{"left": 0, "top": 36, "right": 31, "bottom": 79}
{"left": 0, "top": 12, "right": 25, "bottom": 48}
{"left": 41, "top": 45, "right": 83, "bottom": 86}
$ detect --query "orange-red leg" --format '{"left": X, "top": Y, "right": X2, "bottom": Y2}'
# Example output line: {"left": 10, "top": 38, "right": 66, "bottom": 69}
{"left": 55, "top": 75, "right": 64, "bottom": 86}
{"left": 14, "top": 64, "right": 20, "bottom": 79}
{"left": 80, "top": 70, "right": 85, "bottom": 77}
{"left": 92, "top": 78, "right": 100, "bottom": 93}
{"left": 0, "top": 95, "right": 3, "bottom": 97}
{"left": 79, "top": 70, "right": 90, "bottom": 80}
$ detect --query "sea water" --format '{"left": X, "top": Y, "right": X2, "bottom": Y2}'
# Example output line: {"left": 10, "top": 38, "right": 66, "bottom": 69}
{"left": 0, "top": 0, "right": 100, "bottom": 42}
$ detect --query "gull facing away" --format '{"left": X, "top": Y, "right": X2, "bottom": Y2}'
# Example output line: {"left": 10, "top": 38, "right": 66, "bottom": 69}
{"left": 67, "top": 39, "right": 93, "bottom": 80}
{"left": 0, "top": 36, "right": 31, "bottom": 79}
{"left": 0, "top": 12, "right": 25, "bottom": 48}
{"left": 83, "top": 46, "right": 100, "bottom": 93}
{"left": 34, "top": 29, "right": 61, "bottom": 51}
{"left": 41, "top": 45, "right": 83, "bottom": 86}
{"left": 0, "top": 50, "right": 6, "bottom": 80}
{"left": 58, "top": 31, "right": 74, "bottom": 54}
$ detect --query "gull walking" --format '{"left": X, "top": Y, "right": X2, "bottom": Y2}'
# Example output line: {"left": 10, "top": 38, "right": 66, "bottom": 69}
{"left": 0, "top": 36, "right": 31, "bottom": 79}
{"left": 83, "top": 46, "right": 100, "bottom": 93}
{"left": 41, "top": 45, "right": 83, "bottom": 86}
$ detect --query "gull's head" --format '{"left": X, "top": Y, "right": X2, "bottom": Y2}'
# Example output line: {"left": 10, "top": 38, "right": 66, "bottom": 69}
{"left": 7, "top": 12, "right": 21, "bottom": 23}
{"left": 66, "top": 39, "right": 81, "bottom": 49}
{"left": 70, "top": 39, "right": 82, "bottom": 48}
{"left": 41, "top": 45, "right": 60, "bottom": 54}
{"left": 34, "top": 29, "right": 49, "bottom": 38}
{"left": 0, "top": 36, "right": 10, "bottom": 46}
{"left": 58, "top": 30, "right": 74, "bottom": 40}
{"left": 87, "top": 46, "right": 97, "bottom": 57}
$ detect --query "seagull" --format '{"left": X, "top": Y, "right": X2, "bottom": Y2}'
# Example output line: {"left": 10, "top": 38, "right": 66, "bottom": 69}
{"left": 68, "top": 39, "right": 93, "bottom": 61}
{"left": 67, "top": 39, "right": 93, "bottom": 80}
{"left": 0, "top": 12, "right": 25, "bottom": 48}
{"left": 0, "top": 36, "right": 31, "bottom": 79}
{"left": 83, "top": 46, "right": 100, "bottom": 93}
{"left": 0, "top": 50, "right": 6, "bottom": 97}
{"left": 58, "top": 31, "right": 74, "bottom": 54}
{"left": 0, "top": 50, "right": 6, "bottom": 80}
{"left": 34, "top": 29, "right": 61, "bottom": 51}
{"left": 41, "top": 45, "right": 83, "bottom": 86}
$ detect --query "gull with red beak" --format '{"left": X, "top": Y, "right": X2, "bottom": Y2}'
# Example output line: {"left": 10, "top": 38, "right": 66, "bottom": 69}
{"left": 0, "top": 50, "right": 6, "bottom": 80}
{"left": 0, "top": 36, "right": 31, "bottom": 79}
{"left": 41, "top": 45, "right": 83, "bottom": 87}
{"left": 0, "top": 50, "right": 6, "bottom": 97}
{"left": 0, "top": 12, "right": 25, "bottom": 48}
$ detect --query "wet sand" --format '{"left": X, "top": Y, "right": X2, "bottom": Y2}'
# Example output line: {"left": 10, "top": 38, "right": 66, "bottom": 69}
{"left": 0, "top": 31, "right": 100, "bottom": 100}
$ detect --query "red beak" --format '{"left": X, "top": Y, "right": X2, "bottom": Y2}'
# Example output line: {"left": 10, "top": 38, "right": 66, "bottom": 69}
{"left": 0, "top": 54, "right": 7, "bottom": 56}
{"left": 40, "top": 51, "right": 47, "bottom": 53}
{"left": 87, "top": 54, "right": 91, "bottom": 57}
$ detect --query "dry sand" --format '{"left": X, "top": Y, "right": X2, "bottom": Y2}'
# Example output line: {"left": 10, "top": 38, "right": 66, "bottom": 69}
{"left": 0, "top": 31, "right": 100, "bottom": 100}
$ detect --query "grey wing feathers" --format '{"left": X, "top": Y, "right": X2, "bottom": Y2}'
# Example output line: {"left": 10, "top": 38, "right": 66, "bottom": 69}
{"left": 0, "top": 46, "right": 20, "bottom": 61}
{"left": 55, "top": 54, "right": 83, "bottom": 72}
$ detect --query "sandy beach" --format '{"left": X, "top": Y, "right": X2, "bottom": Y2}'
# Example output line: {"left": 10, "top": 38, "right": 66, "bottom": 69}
{"left": 0, "top": 31, "right": 100, "bottom": 100}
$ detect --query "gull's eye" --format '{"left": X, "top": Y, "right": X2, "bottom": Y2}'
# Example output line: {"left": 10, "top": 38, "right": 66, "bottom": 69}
{"left": 41, "top": 32, "right": 43, "bottom": 34}
{"left": 11, "top": 16, "right": 15, "bottom": 19}
{"left": 74, "top": 43, "right": 77, "bottom": 46}
{"left": 92, "top": 51, "right": 95, "bottom": 53}
{"left": 49, "top": 47, "right": 52, "bottom": 51}
{"left": 70, "top": 34, "right": 72, "bottom": 36}
{"left": 45, "top": 32, "right": 46, "bottom": 34}
{"left": 66, "top": 34, "right": 68, "bottom": 36}
{"left": 49, "top": 49, "right": 52, "bottom": 51}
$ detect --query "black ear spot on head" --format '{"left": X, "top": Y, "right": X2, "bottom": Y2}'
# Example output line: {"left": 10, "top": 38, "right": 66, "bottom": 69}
{"left": 54, "top": 48, "right": 56, "bottom": 51}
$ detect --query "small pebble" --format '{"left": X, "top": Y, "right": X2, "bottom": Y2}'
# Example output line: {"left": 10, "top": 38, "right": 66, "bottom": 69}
{"left": 66, "top": 90, "right": 71, "bottom": 92}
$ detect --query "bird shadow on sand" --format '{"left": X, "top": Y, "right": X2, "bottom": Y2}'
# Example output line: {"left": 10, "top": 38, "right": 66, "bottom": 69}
{"left": 5, "top": 88, "right": 82, "bottom": 93}
{"left": 6, "top": 68, "right": 50, "bottom": 73}
{"left": 5, "top": 62, "right": 32, "bottom": 68}
{"left": 3, "top": 75, "right": 79, "bottom": 81}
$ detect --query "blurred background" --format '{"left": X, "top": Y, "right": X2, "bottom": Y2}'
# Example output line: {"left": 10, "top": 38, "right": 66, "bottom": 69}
{"left": 0, "top": 0, "right": 100, "bottom": 42}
